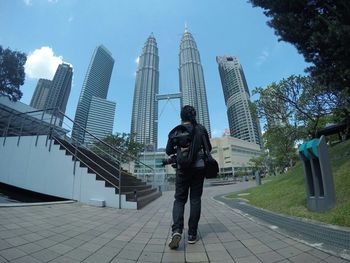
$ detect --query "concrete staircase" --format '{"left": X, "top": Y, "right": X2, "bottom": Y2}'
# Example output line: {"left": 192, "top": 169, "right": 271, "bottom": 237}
{"left": 53, "top": 137, "right": 161, "bottom": 209}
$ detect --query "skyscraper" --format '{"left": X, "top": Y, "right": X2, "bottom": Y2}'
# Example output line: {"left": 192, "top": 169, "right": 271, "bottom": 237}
{"left": 44, "top": 63, "right": 73, "bottom": 115}
{"left": 30, "top": 78, "right": 52, "bottom": 109}
{"left": 130, "top": 33, "right": 159, "bottom": 150}
{"left": 84, "top": 96, "right": 116, "bottom": 144}
{"left": 179, "top": 28, "right": 211, "bottom": 136}
{"left": 72, "top": 45, "right": 115, "bottom": 144}
{"left": 216, "top": 55, "right": 262, "bottom": 147}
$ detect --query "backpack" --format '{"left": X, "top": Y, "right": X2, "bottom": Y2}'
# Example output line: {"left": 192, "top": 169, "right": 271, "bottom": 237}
{"left": 169, "top": 124, "right": 195, "bottom": 169}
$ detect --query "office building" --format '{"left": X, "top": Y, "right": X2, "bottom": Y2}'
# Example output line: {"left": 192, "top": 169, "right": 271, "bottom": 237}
{"left": 179, "top": 28, "right": 211, "bottom": 136}
{"left": 84, "top": 96, "right": 116, "bottom": 144}
{"left": 216, "top": 55, "right": 262, "bottom": 147}
{"left": 44, "top": 63, "right": 73, "bottom": 117}
{"left": 210, "top": 135, "right": 262, "bottom": 177}
{"left": 130, "top": 33, "right": 159, "bottom": 150}
{"left": 30, "top": 79, "right": 52, "bottom": 110}
{"left": 72, "top": 45, "right": 115, "bottom": 144}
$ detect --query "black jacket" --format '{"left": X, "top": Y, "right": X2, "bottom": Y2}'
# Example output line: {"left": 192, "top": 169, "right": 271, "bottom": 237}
{"left": 166, "top": 123, "right": 211, "bottom": 162}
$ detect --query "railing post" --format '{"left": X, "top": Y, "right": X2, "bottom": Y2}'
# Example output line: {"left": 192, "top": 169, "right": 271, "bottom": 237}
{"left": 2, "top": 114, "right": 13, "bottom": 146}
{"left": 119, "top": 155, "right": 122, "bottom": 209}
{"left": 36, "top": 110, "right": 46, "bottom": 146}
{"left": 48, "top": 114, "right": 58, "bottom": 152}
{"left": 46, "top": 110, "right": 55, "bottom": 147}
{"left": 73, "top": 127, "right": 80, "bottom": 176}
{"left": 17, "top": 115, "right": 26, "bottom": 146}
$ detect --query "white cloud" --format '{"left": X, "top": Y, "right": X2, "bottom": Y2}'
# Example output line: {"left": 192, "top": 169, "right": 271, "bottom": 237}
{"left": 23, "top": 0, "right": 32, "bottom": 6}
{"left": 25, "top": 46, "right": 63, "bottom": 80}
{"left": 256, "top": 50, "right": 269, "bottom": 66}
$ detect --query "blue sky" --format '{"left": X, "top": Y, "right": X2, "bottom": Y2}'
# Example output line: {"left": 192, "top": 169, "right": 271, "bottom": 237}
{"left": 0, "top": 0, "right": 309, "bottom": 148}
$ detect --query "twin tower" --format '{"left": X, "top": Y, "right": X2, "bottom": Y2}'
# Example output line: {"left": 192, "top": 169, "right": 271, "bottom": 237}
{"left": 131, "top": 30, "right": 211, "bottom": 150}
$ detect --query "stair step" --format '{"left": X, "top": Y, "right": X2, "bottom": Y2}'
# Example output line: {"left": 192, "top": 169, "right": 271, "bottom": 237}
{"left": 53, "top": 137, "right": 161, "bottom": 208}
{"left": 137, "top": 191, "right": 162, "bottom": 210}
{"left": 121, "top": 185, "right": 152, "bottom": 192}
{"left": 125, "top": 187, "right": 157, "bottom": 200}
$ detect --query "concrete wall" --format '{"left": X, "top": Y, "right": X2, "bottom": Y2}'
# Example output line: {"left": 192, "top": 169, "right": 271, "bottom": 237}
{"left": 0, "top": 135, "right": 136, "bottom": 209}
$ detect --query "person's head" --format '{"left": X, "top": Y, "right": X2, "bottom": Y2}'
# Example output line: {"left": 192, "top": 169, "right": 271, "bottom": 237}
{"left": 181, "top": 105, "right": 197, "bottom": 124}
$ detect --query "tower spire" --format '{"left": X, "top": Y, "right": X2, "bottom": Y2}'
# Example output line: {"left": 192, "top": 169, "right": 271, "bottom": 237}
{"left": 184, "top": 22, "right": 188, "bottom": 33}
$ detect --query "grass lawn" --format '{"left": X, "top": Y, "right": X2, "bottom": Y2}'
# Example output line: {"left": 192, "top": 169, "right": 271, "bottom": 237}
{"left": 226, "top": 139, "right": 350, "bottom": 227}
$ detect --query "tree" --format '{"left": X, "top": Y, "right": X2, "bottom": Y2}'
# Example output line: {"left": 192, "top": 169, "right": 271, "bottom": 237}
{"left": 90, "top": 133, "right": 145, "bottom": 163}
{"left": 249, "top": 152, "right": 270, "bottom": 175}
{"left": 252, "top": 75, "right": 337, "bottom": 171}
{"left": 253, "top": 75, "right": 336, "bottom": 136}
{"left": 262, "top": 125, "right": 300, "bottom": 172}
{"left": 0, "top": 46, "right": 27, "bottom": 101}
{"left": 249, "top": 0, "right": 350, "bottom": 96}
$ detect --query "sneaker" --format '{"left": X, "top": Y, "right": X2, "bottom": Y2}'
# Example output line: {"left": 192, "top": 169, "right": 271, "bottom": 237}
{"left": 169, "top": 232, "right": 182, "bottom": 249}
{"left": 187, "top": 234, "right": 198, "bottom": 244}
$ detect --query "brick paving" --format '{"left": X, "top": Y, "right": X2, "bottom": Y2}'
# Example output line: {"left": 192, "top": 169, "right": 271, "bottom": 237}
{"left": 0, "top": 181, "right": 349, "bottom": 263}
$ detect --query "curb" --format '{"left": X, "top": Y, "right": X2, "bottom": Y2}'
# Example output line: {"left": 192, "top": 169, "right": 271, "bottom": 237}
{"left": 0, "top": 200, "right": 76, "bottom": 207}
{"left": 213, "top": 194, "right": 350, "bottom": 261}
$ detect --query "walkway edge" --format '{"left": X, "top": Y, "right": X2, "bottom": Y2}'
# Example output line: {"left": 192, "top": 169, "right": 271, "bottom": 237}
{"left": 213, "top": 194, "right": 350, "bottom": 261}
{"left": 0, "top": 200, "right": 76, "bottom": 207}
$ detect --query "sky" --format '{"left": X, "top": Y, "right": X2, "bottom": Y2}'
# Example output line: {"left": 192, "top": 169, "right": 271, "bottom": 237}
{"left": 0, "top": 0, "right": 310, "bottom": 148}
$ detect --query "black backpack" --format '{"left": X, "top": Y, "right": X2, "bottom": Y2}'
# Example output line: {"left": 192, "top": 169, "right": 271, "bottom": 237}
{"left": 169, "top": 124, "right": 195, "bottom": 169}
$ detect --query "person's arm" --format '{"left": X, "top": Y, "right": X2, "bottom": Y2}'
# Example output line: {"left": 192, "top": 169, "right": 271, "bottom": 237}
{"left": 166, "top": 137, "right": 176, "bottom": 155}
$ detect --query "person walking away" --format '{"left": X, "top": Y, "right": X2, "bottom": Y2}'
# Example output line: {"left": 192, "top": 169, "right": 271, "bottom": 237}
{"left": 165, "top": 105, "right": 211, "bottom": 249}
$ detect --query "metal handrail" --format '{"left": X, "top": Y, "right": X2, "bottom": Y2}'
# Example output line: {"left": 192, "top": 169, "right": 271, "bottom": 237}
{"left": 54, "top": 131, "right": 122, "bottom": 180}
{"left": 56, "top": 109, "right": 154, "bottom": 171}
{"left": 11, "top": 108, "right": 57, "bottom": 117}
{"left": 52, "top": 134, "right": 120, "bottom": 190}
{"left": 3, "top": 107, "right": 153, "bottom": 172}
{"left": 2, "top": 107, "right": 159, "bottom": 208}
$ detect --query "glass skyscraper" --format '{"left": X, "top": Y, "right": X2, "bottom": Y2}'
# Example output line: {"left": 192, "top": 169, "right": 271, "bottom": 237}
{"left": 72, "top": 45, "right": 115, "bottom": 144}
{"left": 179, "top": 28, "right": 211, "bottom": 136}
{"left": 84, "top": 96, "right": 116, "bottom": 144}
{"left": 216, "top": 55, "right": 262, "bottom": 147}
{"left": 130, "top": 33, "right": 159, "bottom": 150}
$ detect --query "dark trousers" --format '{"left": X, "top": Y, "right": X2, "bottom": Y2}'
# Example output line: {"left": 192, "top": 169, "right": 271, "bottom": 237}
{"left": 172, "top": 168, "right": 205, "bottom": 235}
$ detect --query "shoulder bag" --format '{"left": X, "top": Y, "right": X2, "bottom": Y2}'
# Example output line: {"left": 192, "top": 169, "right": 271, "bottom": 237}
{"left": 202, "top": 135, "right": 219, "bottom": 178}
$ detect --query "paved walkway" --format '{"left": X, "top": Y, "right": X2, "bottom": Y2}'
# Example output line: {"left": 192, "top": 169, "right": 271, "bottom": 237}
{"left": 0, "top": 182, "right": 349, "bottom": 263}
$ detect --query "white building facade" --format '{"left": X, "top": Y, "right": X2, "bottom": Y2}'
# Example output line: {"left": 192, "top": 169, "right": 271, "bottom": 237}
{"left": 210, "top": 135, "right": 263, "bottom": 177}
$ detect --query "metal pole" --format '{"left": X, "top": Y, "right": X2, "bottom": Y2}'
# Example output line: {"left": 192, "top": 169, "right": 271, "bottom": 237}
{"left": 73, "top": 127, "right": 79, "bottom": 175}
{"left": 17, "top": 115, "right": 26, "bottom": 146}
{"left": 153, "top": 150, "right": 156, "bottom": 188}
{"left": 2, "top": 114, "right": 13, "bottom": 146}
{"left": 48, "top": 114, "right": 57, "bottom": 152}
{"left": 46, "top": 110, "right": 55, "bottom": 147}
{"left": 118, "top": 154, "right": 122, "bottom": 209}
{"left": 36, "top": 110, "right": 46, "bottom": 146}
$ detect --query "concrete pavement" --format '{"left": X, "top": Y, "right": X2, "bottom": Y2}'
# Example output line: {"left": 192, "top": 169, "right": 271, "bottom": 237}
{"left": 0, "top": 181, "right": 349, "bottom": 263}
